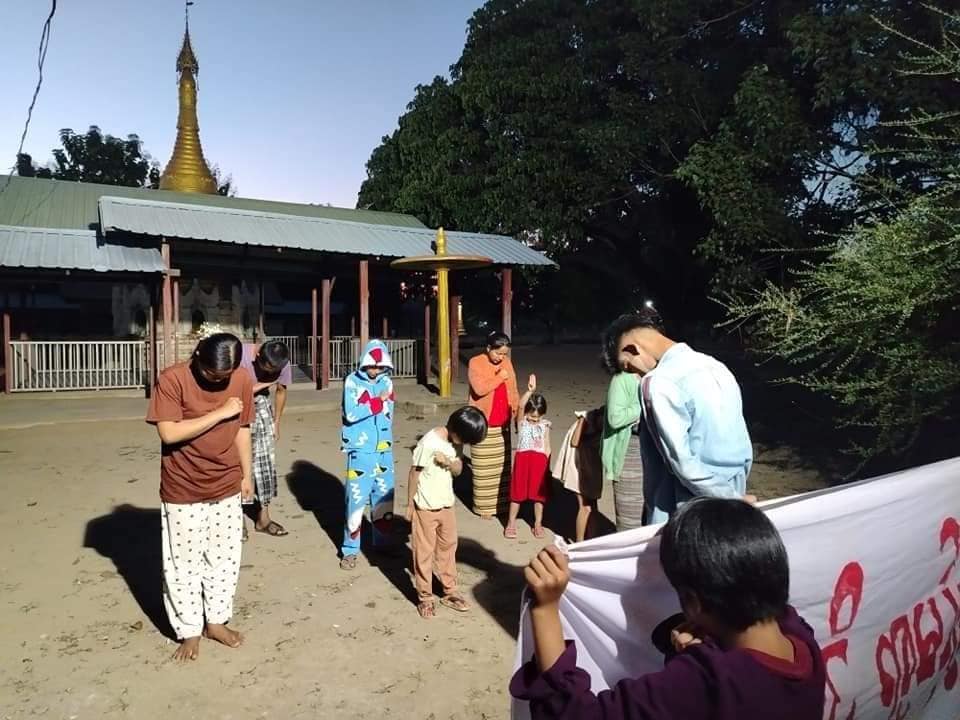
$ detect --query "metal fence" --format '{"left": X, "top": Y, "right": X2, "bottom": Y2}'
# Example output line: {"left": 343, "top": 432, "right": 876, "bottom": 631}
{"left": 4, "top": 336, "right": 418, "bottom": 392}
{"left": 8, "top": 340, "right": 148, "bottom": 392}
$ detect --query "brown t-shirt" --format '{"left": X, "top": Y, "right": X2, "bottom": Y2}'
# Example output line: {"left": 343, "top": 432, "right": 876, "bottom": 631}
{"left": 146, "top": 362, "right": 254, "bottom": 504}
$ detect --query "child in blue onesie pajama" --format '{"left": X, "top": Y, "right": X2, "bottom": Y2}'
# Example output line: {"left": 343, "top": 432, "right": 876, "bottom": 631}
{"left": 340, "top": 340, "right": 396, "bottom": 570}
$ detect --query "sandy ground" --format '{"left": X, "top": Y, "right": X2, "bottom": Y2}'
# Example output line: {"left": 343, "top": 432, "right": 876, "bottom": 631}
{"left": 0, "top": 345, "right": 826, "bottom": 719}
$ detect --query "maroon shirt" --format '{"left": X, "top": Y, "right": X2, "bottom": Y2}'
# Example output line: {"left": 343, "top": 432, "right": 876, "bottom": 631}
{"left": 511, "top": 606, "right": 825, "bottom": 720}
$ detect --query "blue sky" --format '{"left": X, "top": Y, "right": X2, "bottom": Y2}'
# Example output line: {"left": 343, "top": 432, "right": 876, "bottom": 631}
{"left": 0, "top": 0, "right": 484, "bottom": 208}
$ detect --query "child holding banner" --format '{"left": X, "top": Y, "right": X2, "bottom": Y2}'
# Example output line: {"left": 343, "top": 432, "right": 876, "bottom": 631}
{"left": 511, "top": 497, "right": 826, "bottom": 719}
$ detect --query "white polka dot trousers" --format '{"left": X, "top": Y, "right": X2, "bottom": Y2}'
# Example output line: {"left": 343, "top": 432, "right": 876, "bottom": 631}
{"left": 160, "top": 493, "right": 243, "bottom": 640}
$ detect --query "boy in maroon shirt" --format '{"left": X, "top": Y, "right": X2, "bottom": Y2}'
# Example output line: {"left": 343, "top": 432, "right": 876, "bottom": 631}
{"left": 511, "top": 497, "right": 826, "bottom": 719}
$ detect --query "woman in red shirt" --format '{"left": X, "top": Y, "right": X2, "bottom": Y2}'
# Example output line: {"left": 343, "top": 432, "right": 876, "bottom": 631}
{"left": 468, "top": 332, "right": 520, "bottom": 518}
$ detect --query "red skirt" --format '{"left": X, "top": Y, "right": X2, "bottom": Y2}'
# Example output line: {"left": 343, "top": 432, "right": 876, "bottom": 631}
{"left": 510, "top": 450, "right": 550, "bottom": 503}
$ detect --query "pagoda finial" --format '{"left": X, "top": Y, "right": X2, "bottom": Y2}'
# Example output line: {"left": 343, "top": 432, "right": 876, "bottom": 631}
{"left": 177, "top": 2, "right": 199, "bottom": 74}
{"left": 160, "top": 1, "right": 218, "bottom": 194}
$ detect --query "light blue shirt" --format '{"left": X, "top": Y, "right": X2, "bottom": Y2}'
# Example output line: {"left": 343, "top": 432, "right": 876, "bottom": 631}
{"left": 639, "top": 343, "right": 752, "bottom": 525}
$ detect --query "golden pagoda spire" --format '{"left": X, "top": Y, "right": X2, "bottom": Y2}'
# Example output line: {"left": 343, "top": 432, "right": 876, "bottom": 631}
{"left": 159, "top": 2, "right": 217, "bottom": 194}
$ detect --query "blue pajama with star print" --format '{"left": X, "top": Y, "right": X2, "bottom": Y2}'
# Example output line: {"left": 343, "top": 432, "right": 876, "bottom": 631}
{"left": 341, "top": 340, "right": 396, "bottom": 558}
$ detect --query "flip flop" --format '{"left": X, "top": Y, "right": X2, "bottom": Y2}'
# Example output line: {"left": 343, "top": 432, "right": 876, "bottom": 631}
{"left": 340, "top": 554, "right": 358, "bottom": 571}
{"left": 255, "top": 521, "right": 288, "bottom": 537}
{"left": 503, "top": 525, "right": 518, "bottom": 539}
{"left": 532, "top": 525, "right": 545, "bottom": 538}
{"left": 439, "top": 594, "right": 470, "bottom": 613}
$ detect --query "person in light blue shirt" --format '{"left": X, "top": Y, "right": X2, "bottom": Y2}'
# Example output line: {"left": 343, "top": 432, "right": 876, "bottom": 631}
{"left": 602, "top": 307, "right": 754, "bottom": 525}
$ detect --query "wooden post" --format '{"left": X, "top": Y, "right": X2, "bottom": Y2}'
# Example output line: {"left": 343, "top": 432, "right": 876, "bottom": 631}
{"left": 311, "top": 287, "right": 319, "bottom": 389}
{"left": 501, "top": 268, "right": 513, "bottom": 338}
{"left": 258, "top": 281, "right": 266, "bottom": 340}
{"left": 421, "top": 302, "right": 431, "bottom": 386}
{"left": 2, "top": 312, "right": 11, "bottom": 393}
{"left": 147, "top": 289, "right": 158, "bottom": 393}
{"left": 321, "top": 279, "right": 332, "bottom": 389}
{"left": 382, "top": 317, "right": 389, "bottom": 339}
{"left": 351, "top": 316, "right": 356, "bottom": 336}
{"left": 450, "top": 295, "right": 460, "bottom": 382}
{"left": 161, "top": 242, "right": 172, "bottom": 369}
{"left": 359, "top": 260, "right": 369, "bottom": 348}
{"left": 172, "top": 277, "right": 180, "bottom": 363}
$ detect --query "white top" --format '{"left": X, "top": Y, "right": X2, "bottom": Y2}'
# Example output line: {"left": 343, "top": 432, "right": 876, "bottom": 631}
{"left": 516, "top": 417, "right": 551, "bottom": 455}
{"left": 411, "top": 428, "right": 457, "bottom": 510}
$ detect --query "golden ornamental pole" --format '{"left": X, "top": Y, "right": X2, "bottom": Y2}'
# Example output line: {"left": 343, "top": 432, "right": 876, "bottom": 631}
{"left": 435, "top": 228, "right": 452, "bottom": 398}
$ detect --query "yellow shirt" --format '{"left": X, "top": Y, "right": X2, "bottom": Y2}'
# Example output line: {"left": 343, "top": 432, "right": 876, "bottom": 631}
{"left": 411, "top": 429, "right": 457, "bottom": 510}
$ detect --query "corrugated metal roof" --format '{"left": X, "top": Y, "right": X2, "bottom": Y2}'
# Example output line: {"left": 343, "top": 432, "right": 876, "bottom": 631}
{"left": 0, "top": 224, "right": 166, "bottom": 273}
{"left": 99, "top": 196, "right": 555, "bottom": 267}
{"left": 0, "top": 174, "right": 427, "bottom": 230}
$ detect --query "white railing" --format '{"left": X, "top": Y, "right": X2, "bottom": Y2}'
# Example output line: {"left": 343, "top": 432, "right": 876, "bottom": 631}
{"left": 308, "top": 336, "right": 418, "bottom": 379}
{"left": 9, "top": 340, "right": 148, "bottom": 392}
{"left": 4, "top": 336, "right": 418, "bottom": 392}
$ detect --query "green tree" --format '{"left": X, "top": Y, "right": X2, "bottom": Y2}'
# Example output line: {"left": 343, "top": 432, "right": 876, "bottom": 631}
{"left": 358, "top": 0, "right": 952, "bottom": 322}
{"left": 725, "top": 7, "right": 960, "bottom": 468}
{"left": 47, "top": 126, "right": 158, "bottom": 187}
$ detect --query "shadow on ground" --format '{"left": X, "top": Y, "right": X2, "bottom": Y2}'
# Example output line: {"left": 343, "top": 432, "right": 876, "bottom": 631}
{"left": 458, "top": 537, "right": 526, "bottom": 638}
{"left": 84, "top": 504, "right": 175, "bottom": 639}
{"left": 286, "top": 459, "right": 418, "bottom": 605}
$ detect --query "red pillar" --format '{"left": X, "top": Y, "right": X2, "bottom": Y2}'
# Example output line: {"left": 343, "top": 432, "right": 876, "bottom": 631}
{"left": 2, "top": 312, "right": 11, "bottom": 393}
{"left": 258, "top": 281, "right": 266, "bottom": 340}
{"left": 148, "top": 291, "right": 158, "bottom": 392}
{"left": 161, "top": 242, "right": 172, "bottom": 369}
{"left": 501, "top": 268, "right": 513, "bottom": 338}
{"left": 422, "top": 302, "right": 431, "bottom": 385}
{"left": 172, "top": 277, "right": 180, "bottom": 363}
{"left": 450, "top": 295, "right": 460, "bottom": 382}
{"left": 359, "top": 260, "right": 369, "bottom": 349}
{"left": 321, "top": 279, "right": 332, "bottom": 390}
{"left": 311, "top": 288, "right": 319, "bottom": 389}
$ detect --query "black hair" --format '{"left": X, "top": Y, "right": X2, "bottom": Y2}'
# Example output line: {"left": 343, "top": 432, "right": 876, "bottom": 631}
{"left": 193, "top": 333, "right": 242, "bottom": 373}
{"left": 524, "top": 391, "right": 547, "bottom": 415}
{"left": 659, "top": 497, "right": 789, "bottom": 633}
{"left": 486, "top": 331, "right": 511, "bottom": 350}
{"left": 258, "top": 340, "right": 290, "bottom": 371}
{"left": 447, "top": 406, "right": 488, "bottom": 445}
{"left": 600, "top": 305, "right": 665, "bottom": 375}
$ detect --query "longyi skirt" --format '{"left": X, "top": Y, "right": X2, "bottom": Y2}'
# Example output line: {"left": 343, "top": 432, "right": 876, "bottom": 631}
{"left": 471, "top": 425, "right": 511, "bottom": 516}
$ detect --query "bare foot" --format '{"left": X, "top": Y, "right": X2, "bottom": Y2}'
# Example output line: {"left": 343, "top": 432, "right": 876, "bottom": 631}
{"left": 203, "top": 623, "right": 243, "bottom": 649}
{"left": 172, "top": 636, "right": 200, "bottom": 662}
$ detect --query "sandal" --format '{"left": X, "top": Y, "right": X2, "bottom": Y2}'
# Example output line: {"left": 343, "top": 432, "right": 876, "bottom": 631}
{"left": 417, "top": 601, "right": 435, "bottom": 619}
{"left": 340, "top": 554, "right": 358, "bottom": 571}
{"left": 439, "top": 594, "right": 470, "bottom": 613}
{"left": 503, "top": 525, "right": 518, "bottom": 539}
{"left": 255, "top": 520, "right": 288, "bottom": 537}
{"left": 532, "top": 525, "right": 545, "bottom": 539}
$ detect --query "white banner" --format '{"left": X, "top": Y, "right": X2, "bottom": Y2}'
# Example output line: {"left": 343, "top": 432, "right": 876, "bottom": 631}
{"left": 512, "top": 458, "right": 960, "bottom": 720}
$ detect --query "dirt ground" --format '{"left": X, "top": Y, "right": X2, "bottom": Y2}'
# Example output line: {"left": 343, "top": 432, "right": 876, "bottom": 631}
{"left": 0, "top": 345, "right": 826, "bottom": 719}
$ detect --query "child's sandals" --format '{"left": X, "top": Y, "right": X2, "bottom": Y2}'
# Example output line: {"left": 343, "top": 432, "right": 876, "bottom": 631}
{"left": 532, "top": 525, "right": 546, "bottom": 539}
{"left": 503, "top": 525, "right": 518, "bottom": 539}
{"left": 417, "top": 600, "right": 436, "bottom": 619}
{"left": 439, "top": 594, "right": 470, "bottom": 613}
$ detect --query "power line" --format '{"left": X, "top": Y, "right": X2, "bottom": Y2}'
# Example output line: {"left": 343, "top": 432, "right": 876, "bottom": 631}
{"left": 0, "top": 0, "right": 58, "bottom": 197}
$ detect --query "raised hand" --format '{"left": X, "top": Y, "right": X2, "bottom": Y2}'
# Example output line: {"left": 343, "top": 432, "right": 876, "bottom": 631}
{"left": 528, "top": 373, "right": 537, "bottom": 392}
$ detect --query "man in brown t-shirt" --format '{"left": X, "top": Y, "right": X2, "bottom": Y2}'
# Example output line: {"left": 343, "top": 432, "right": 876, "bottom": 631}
{"left": 147, "top": 354, "right": 254, "bottom": 661}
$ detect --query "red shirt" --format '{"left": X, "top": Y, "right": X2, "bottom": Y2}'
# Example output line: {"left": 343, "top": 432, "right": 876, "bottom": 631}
{"left": 487, "top": 382, "right": 510, "bottom": 428}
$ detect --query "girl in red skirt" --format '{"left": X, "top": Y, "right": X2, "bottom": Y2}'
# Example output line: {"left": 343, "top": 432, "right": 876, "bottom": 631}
{"left": 505, "top": 376, "right": 551, "bottom": 539}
